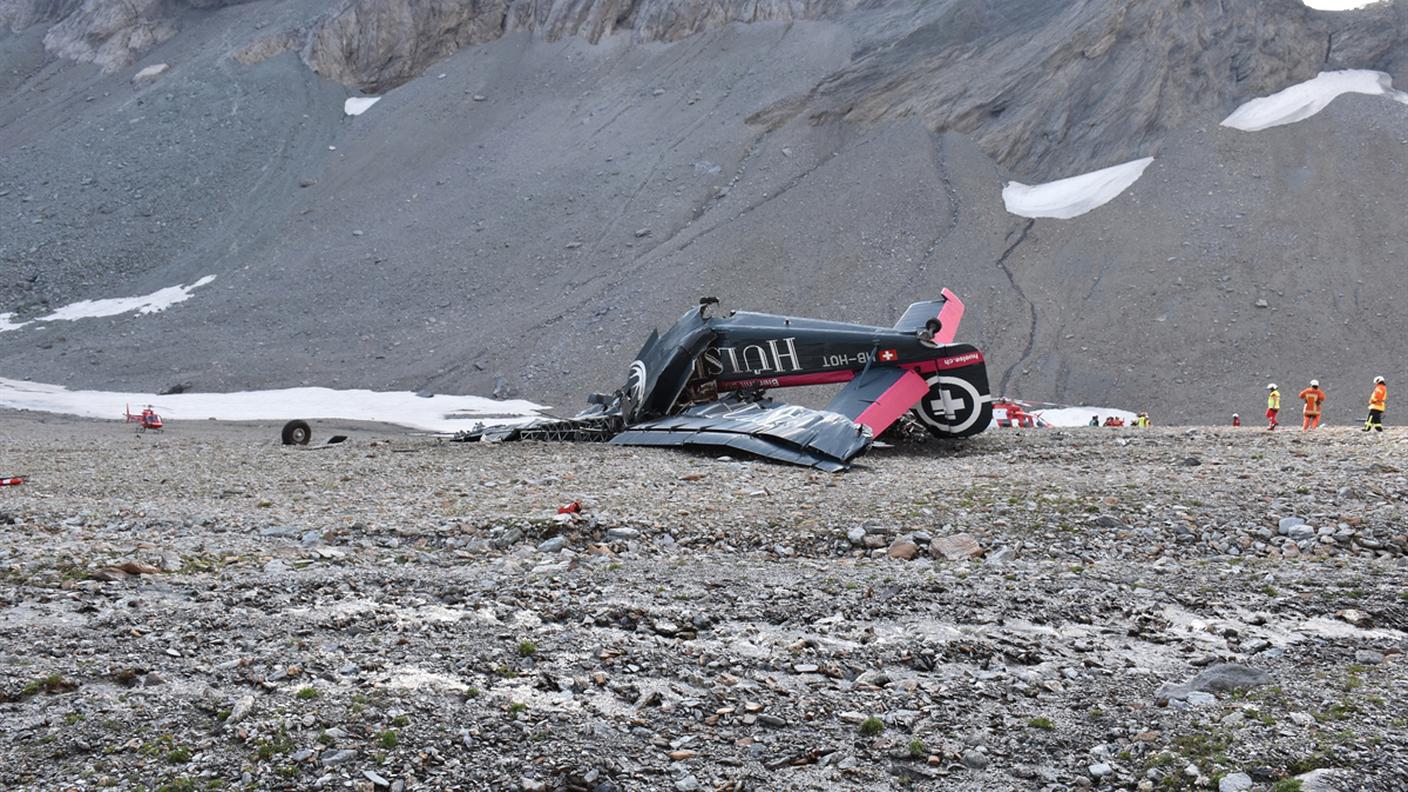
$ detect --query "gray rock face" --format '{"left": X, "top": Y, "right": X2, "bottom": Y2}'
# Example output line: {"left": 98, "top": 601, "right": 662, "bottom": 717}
{"left": 537, "top": 535, "right": 568, "bottom": 553}
{"left": 7, "top": 0, "right": 860, "bottom": 85}
{"left": 12, "top": 0, "right": 1407, "bottom": 174}
{"left": 306, "top": 0, "right": 864, "bottom": 91}
{"left": 40, "top": 0, "right": 176, "bottom": 70}
{"left": 1218, "top": 772, "right": 1253, "bottom": 792}
{"left": 9, "top": 0, "right": 254, "bottom": 70}
{"left": 1294, "top": 769, "right": 1345, "bottom": 792}
{"left": 1157, "top": 663, "right": 1271, "bottom": 702}
{"left": 781, "top": 0, "right": 1408, "bottom": 178}
{"left": 961, "top": 749, "right": 988, "bottom": 770}
{"left": 0, "top": 0, "right": 79, "bottom": 30}
{"left": 320, "top": 748, "right": 357, "bottom": 767}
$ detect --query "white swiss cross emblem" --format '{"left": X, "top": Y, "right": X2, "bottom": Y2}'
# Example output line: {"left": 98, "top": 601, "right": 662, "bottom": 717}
{"left": 878, "top": 349, "right": 898, "bottom": 362}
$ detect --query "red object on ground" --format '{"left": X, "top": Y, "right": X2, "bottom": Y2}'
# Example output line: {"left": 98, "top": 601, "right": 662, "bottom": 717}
{"left": 0, "top": 476, "right": 24, "bottom": 487}
{"left": 124, "top": 404, "right": 164, "bottom": 431}
{"left": 557, "top": 501, "right": 582, "bottom": 514}
{"left": 991, "top": 399, "right": 1043, "bottom": 428}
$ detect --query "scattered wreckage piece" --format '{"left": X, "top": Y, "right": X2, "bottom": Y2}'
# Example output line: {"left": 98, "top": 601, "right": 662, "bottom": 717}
{"left": 281, "top": 420, "right": 312, "bottom": 445}
{"left": 457, "top": 289, "right": 993, "bottom": 470}
{"left": 613, "top": 396, "right": 871, "bottom": 473}
{"left": 1, "top": 475, "right": 26, "bottom": 487}
{"left": 279, "top": 420, "right": 348, "bottom": 447}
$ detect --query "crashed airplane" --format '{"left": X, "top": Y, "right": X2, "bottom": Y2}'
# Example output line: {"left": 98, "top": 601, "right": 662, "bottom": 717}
{"left": 459, "top": 290, "right": 992, "bottom": 470}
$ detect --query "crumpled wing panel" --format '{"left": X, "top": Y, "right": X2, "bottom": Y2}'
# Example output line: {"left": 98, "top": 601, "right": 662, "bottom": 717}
{"left": 610, "top": 397, "right": 870, "bottom": 471}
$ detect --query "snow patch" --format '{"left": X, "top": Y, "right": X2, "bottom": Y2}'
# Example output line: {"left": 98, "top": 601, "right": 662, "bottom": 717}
{"left": 133, "top": 63, "right": 169, "bottom": 81}
{"left": 1002, "top": 158, "right": 1153, "bottom": 220}
{"left": 1, "top": 276, "right": 218, "bottom": 333}
{"left": 41, "top": 275, "right": 216, "bottom": 321}
{"left": 0, "top": 378, "right": 547, "bottom": 434}
{"left": 1221, "top": 69, "right": 1408, "bottom": 132}
{"left": 344, "top": 96, "right": 381, "bottom": 116}
{"left": 1030, "top": 406, "right": 1139, "bottom": 428}
{"left": 1302, "top": 0, "right": 1384, "bottom": 9}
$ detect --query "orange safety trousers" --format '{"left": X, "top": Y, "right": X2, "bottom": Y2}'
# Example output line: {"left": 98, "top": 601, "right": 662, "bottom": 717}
{"left": 1302, "top": 414, "right": 1321, "bottom": 431}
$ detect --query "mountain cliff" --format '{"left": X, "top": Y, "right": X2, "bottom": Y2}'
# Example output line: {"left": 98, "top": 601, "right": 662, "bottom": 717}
{"left": 3, "top": 0, "right": 1407, "bottom": 422}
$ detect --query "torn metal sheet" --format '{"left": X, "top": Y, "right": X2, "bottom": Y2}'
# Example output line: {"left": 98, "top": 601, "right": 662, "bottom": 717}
{"left": 611, "top": 396, "right": 872, "bottom": 472}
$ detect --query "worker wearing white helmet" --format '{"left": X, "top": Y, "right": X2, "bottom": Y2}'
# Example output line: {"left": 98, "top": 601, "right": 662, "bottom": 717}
{"left": 1364, "top": 376, "right": 1388, "bottom": 433}
{"left": 1265, "top": 383, "right": 1280, "bottom": 431}
{"left": 1299, "top": 380, "right": 1326, "bottom": 431}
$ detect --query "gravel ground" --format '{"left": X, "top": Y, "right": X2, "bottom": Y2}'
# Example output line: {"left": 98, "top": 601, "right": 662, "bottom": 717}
{"left": 2, "top": 414, "right": 1407, "bottom": 791}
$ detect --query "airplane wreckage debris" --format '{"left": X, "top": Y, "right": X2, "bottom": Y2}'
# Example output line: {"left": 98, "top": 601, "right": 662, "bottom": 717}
{"left": 456, "top": 290, "right": 993, "bottom": 471}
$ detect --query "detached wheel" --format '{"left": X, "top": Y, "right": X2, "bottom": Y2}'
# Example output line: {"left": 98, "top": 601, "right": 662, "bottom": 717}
{"left": 281, "top": 420, "right": 312, "bottom": 446}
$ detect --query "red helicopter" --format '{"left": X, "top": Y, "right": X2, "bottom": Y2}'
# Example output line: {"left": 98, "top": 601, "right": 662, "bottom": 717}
{"left": 990, "top": 399, "right": 1049, "bottom": 429}
{"left": 124, "top": 404, "right": 165, "bottom": 433}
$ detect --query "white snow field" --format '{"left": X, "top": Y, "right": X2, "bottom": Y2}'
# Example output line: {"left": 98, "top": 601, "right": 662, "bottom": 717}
{"left": 1030, "top": 406, "right": 1140, "bottom": 428}
{"left": 1302, "top": 0, "right": 1385, "bottom": 9}
{"left": 1002, "top": 157, "right": 1154, "bottom": 220}
{"left": 344, "top": 96, "right": 382, "bottom": 115}
{"left": 0, "top": 276, "right": 218, "bottom": 332}
{"left": 0, "top": 378, "right": 547, "bottom": 433}
{"left": 1221, "top": 69, "right": 1408, "bottom": 132}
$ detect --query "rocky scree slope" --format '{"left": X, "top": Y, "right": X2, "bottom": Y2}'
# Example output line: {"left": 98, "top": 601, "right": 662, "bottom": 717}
{"left": 2, "top": 0, "right": 1408, "bottom": 421}
{"left": 1, "top": 422, "right": 1407, "bottom": 790}
{"left": 5, "top": 0, "right": 1406, "bottom": 174}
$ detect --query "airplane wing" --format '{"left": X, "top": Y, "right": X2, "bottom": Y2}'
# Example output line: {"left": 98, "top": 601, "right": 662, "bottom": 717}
{"left": 610, "top": 396, "right": 871, "bottom": 471}
{"left": 824, "top": 366, "right": 930, "bottom": 436}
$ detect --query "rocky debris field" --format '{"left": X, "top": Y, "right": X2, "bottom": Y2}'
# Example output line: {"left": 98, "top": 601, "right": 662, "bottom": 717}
{"left": 2, "top": 415, "right": 1407, "bottom": 791}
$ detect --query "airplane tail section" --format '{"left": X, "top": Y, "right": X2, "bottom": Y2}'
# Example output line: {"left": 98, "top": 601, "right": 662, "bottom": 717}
{"left": 894, "top": 288, "right": 964, "bottom": 345}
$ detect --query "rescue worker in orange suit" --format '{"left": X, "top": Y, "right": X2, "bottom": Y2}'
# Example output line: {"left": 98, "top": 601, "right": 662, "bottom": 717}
{"left": 1266, "top": 384, "right": 1280, "bottom": 430}
{"left": 1232, "top": 413, "right": 1241, "bottom": 427}
{"left": 1299, "top": 380, "right": 1326, "bottom": 431}
{"left": 1363, "top": 376, "right": 1387, "bottom": 432}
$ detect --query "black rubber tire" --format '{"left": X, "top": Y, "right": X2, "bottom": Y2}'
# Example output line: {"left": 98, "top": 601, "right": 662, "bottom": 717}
{"left": 281, "top": 420, "right": 312, "bottom": 446}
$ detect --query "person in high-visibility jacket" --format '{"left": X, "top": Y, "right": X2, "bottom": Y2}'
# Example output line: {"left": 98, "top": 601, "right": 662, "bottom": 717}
{"left": 1266, "top": 383, "right": 1281, "bottom": 430}
{"left": 1299, "top": 379, "right": 1326, "bottom": 431}
{"left": 1363, "top": 376, "right": 1387, "bottom": 433}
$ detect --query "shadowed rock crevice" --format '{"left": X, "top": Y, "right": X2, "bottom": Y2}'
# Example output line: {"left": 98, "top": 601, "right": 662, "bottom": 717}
{"left": 993, "top": 218, "right": 1036, "bottom": 398}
